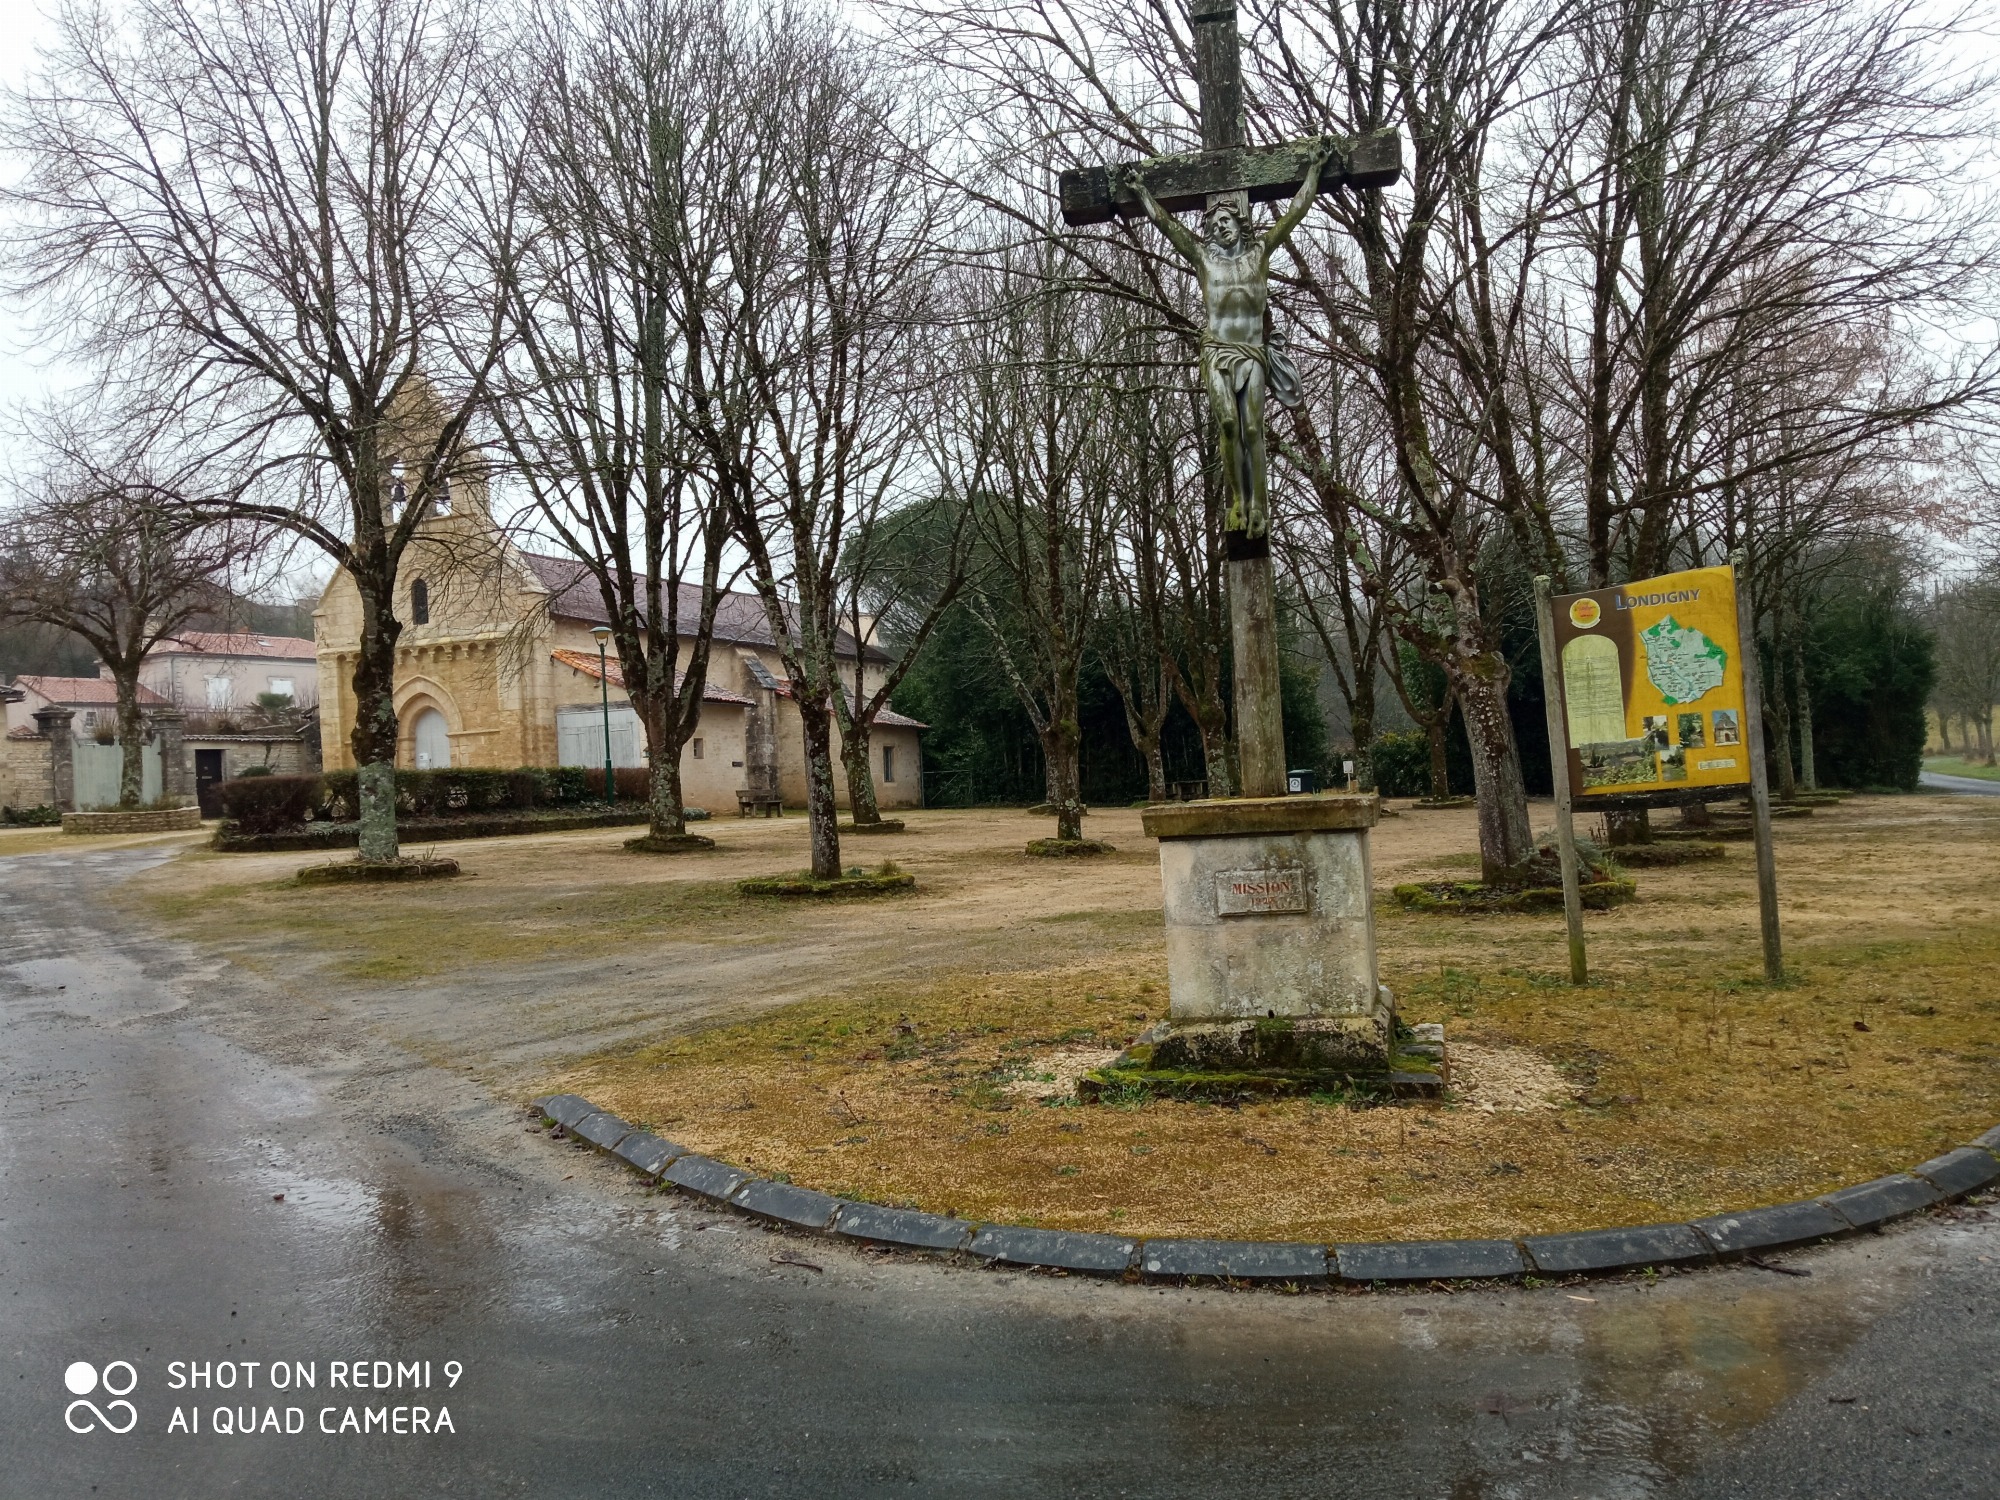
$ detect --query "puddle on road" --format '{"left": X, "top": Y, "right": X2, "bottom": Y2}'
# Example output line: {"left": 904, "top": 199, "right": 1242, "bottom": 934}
{"left": 0, "top": 953, "right": 189, "bottom": 1023}
{"left": 1121, "top": 1257, "right": 1886, "bottom": 1498}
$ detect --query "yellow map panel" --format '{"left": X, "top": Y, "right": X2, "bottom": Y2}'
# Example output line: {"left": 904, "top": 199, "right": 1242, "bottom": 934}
{"left": 1554, "top": 564, "right": 1750, "bottom": 796}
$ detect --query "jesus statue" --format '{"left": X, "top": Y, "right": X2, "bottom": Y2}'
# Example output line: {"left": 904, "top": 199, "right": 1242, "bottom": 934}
{"left": 1112, "top": 137, "right": 1333, "bottom": 540}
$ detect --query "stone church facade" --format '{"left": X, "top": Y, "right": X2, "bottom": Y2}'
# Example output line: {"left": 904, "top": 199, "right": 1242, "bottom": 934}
{"left": 311, "top": 506, "right": 923, "bottom": 812}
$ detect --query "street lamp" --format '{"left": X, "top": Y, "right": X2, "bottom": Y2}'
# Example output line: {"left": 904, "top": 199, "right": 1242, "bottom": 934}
{"left": 590, "top": 624, "right": 616, "bottom": 806}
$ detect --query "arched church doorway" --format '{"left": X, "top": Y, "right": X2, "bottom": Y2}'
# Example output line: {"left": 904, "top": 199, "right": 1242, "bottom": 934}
{"left": 412, "top": 707, "right": 451, "bottom": 769}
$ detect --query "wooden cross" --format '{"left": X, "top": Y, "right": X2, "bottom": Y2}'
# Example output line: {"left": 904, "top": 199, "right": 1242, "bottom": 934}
{"left": 1060, "top": 0, "right": 1401, "bottom": 799}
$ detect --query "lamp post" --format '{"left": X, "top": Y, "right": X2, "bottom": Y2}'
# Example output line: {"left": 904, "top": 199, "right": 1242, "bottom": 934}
{"left": 590, "top": 624, "right": 616, "bottom": 807}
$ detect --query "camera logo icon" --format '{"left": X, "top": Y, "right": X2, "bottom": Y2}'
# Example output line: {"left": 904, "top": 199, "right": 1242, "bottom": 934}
{"left": 64, "top": 1360, "right": 138, "bottom": 1434}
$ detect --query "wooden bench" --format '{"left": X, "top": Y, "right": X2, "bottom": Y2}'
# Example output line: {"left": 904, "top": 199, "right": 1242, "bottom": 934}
{"left": 736, "top": 790, "right": 783, "bottom": 818}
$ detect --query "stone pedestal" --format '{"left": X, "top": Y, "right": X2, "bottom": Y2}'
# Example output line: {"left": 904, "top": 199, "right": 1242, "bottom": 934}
{"left": 1145, "top": 793, "right": 1384, "bottom": 1029}
{"left": 1081, "top": 792, "right": 1440, "bottom": 1100}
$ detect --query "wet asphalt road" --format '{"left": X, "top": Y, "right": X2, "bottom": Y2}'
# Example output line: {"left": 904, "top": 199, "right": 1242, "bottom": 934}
{"left": 1921, "top": 771, "right": 2000, "bottom": 797}
{"left": 2, "top": 847, "right": 1996, "bottom": 1499}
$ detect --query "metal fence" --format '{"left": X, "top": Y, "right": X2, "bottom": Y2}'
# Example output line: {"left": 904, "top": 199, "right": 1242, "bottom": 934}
{"left": 72, "top": 739, "right": 163, "bottom": 809}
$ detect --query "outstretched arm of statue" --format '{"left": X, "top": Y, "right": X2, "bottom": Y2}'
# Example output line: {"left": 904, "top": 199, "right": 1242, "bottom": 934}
{"left": 1112, "top": 163, "right": 1204, "bottom": 268}
{"left": 1263, "top": 136, "right": 1334, "bottom": 258}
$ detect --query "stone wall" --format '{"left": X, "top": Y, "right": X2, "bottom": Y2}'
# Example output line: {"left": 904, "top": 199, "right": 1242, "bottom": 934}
{"left": 60, "top": 807, "right": 204, "bottom": 834}
{"left": 187, "top": 736, "right": 315, "bottom": 780}
{"left": 1, "top": 734, "right": 56, "bottom": 812}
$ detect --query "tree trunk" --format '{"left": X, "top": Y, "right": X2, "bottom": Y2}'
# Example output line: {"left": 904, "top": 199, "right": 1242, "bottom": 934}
{"left": 798, "top": 698, "right": 842, "bottom": 879}
{"left": 1768, "top": 649, "right": 1798, "bottom": 800}
{"left": 113, "top": 672, "right": 145, "bottom": 809}
{"left": 1793, "top": 635, "right": 1817, "bottom": 791}
{"left": 646, "top": 738, "right": 688, "bottom": 838}
{"left": 1425, "top": 713, "right": 1450, "bottom": 800}
{"left": 1142, "top": 740, "right": 1167, "bottom": 804}
{"left": 1174, "top": 647, "right": 1234, "bottom": 798}
{"left": 1042, "top": 721, "right": 1084, "bottom": 841}
{"left": 1349, "top": 660, "right": 1378, "bottom": 793}
{"left": 1450, "top": 663, "right": 1537, "bottom": 883}
{"left": 349, "top": 602, "right": 402, "bottom": 865}
{"left": 841, "top": 719, "right": 883, "bottom": 827}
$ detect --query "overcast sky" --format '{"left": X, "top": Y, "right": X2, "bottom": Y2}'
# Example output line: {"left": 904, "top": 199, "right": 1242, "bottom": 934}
{"left": 0, "top": 0, "right": 1994, "bottom": 596}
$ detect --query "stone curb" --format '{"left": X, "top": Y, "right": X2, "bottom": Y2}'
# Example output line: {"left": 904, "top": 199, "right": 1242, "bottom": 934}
{"left": 531, "top": 1094, "right": 2000, "bottom": 1287}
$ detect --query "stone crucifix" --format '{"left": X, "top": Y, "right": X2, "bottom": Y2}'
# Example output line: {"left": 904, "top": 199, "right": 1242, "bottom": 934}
{"left": 1060, "top": 0, "right": 1400, "bottom": 799}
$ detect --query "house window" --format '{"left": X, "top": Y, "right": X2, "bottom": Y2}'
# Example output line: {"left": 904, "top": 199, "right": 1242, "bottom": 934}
{"left": 882, "top": 745, "right": 896, "bottom": 784}
{"left": 81, "top": 711, "right": 97, "bottom": 729}
{"left": 206, "top": 675, "right": 232, "bottom": 709}
{"left": 268, "top": 677, "right": 295, "bottom": 702}
{"left": 411, "top": 578, "right": 430, "bottom": 625}
{"left": 692, "top": 738, "right": 704, "bottom": 760}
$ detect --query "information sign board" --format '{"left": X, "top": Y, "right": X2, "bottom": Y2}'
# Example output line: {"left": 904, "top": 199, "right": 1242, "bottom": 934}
{"left": 1549, "top": 564, "right": 1750, "bottom": 798}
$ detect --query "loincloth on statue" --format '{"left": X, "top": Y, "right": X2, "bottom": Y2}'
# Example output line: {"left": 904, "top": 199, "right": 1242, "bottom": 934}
{"left": 1200, "top": 336, "right": 1302, "bottom": 410}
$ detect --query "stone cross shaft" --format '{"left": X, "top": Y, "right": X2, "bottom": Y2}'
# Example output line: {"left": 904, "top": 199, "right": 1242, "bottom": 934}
{"left": 1058, "top": 0, "right": 1400, "bottom": 799}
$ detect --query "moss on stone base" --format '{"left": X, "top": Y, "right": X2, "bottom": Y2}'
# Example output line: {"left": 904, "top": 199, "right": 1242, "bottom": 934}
{"left": 623, "top": 832, "right": 717, "bottom": 854}
{"left": 1078, "top": 1064, "right": 1385, "bottom": 1104}
{"left": 840, "top": 819, "right": 906, "bottom": 835}
{"left": 1026, "top": 837, "right": 1115, "bottom": 857}
{"left": 1654, "top": 825, "right": 1753, "bottom": 843}
{"left": 1392, "top": 878, "right": 1635, "bottom": 913}
{"left": 1610, "top": 842, "right": 1725, "bottom": 868}
{"left": 737, "top": 862, "right": 915, "bottom": 898}
{"left": 1075, "top": 1016, "right": 1440, "bottom": 1104}
{"left": 296, "top": 856, "right": 461, "bottom": 886}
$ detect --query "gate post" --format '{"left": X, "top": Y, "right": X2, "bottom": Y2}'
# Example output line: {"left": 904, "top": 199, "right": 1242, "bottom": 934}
{"left": 33, "top": 705, "right": 75, "bottom": 810}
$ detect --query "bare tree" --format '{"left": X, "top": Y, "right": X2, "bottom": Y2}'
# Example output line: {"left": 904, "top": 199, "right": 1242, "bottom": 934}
{"left": 834, "top": 480, "right": 972, "bottom": 828}
{"left": 960, "top": 241, "right": 1124, "bottom": 844}
{"left": 5, "top": 0, "right": 506, "bottom": 865}
{"left": 483, "top": 0, "right": 737, "bottom": 848}
{"left": 719, "top": 13, "right": 945, "bottom": 878}
{"left": 1931, "top": 569, "right": 2000, "bottom": 765}
{"left": 0, "top": 416, "right": 249, "bottom": 806}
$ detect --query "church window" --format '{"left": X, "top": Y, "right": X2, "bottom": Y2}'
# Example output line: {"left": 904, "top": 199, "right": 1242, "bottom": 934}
{"left": 882, "top": 745, "right": 896, "bottom": 784}
{"left": 411, "top": 578, "right": 430, "bottom": 625}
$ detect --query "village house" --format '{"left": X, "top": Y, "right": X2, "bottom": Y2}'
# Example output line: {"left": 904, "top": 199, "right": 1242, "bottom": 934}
{"left": 4, "top": 674, "right": 172, "bottom": 742}
{"left": 2, "top": 669, "right": 320, "bottom": 813}
{"left": 141, "top": 630, "right": 320, "bottom": 713}
{"left": 311, "top": 499, "right": 923, "bottom": 812}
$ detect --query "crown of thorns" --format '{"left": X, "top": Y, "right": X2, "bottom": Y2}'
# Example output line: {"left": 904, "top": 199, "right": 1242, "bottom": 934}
{"left": 1202, "top": 202, "right": 1247, "bottom": 233}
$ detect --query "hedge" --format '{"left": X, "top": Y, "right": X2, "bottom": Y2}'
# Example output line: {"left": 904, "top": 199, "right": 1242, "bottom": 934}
{"left": 215, "top": 807, "right": 653, "bottom": 852}
{"left": 217, "top": 773, "right": 323, "bottom": 835}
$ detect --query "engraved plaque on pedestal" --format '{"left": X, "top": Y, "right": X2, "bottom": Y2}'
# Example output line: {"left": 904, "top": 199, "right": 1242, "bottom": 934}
{"left": 1214, "top": 865, "right": 1311, "bottom": 917}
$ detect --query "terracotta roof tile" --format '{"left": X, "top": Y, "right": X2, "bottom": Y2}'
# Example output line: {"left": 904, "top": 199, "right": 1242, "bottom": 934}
{"left": 150, "top": 631, "right": 317, "bottom": 660}
{"left": 549, "top": 649, "right": 753, "bottom": 706}
{"left": 12, "top": 675, "right": 172, "bottom": 708}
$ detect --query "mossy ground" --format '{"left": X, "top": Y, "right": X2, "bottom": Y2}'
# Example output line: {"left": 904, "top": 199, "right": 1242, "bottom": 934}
{"left": 1026, "top": 837, "right": 1116, "bottom": 857}
{"left": 737, "top": 862, "right": 914, "bottom": 897}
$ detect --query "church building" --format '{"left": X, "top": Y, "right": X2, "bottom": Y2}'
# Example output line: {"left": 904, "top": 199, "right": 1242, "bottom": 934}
{"left": 311, "top": 496, "right": 923, "bottom": 813}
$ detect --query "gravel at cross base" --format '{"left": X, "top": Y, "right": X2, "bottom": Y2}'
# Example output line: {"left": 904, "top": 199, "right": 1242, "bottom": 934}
{"left": 4, "top": 846, "right": 1996, "bottom": 1498}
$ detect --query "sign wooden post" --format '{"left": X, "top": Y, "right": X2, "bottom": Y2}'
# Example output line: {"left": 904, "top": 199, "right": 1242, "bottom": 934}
{"left": 1731, "top": 548, "right": 1785, "bottom": 981}
{"left": 1533, "top": 576, "right": 1588, "bottom": 985}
